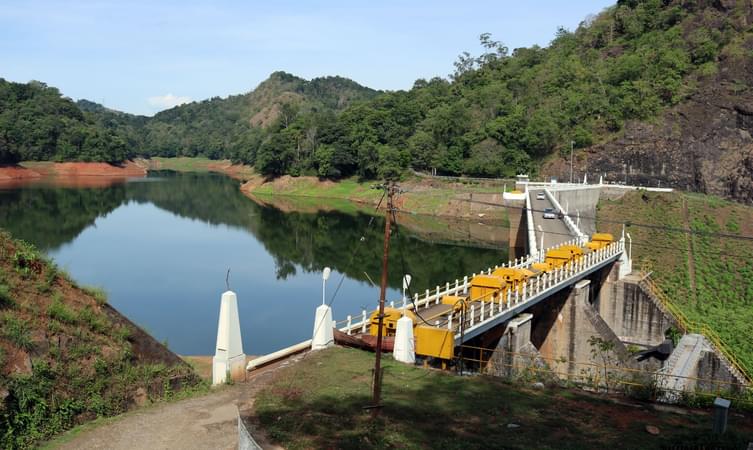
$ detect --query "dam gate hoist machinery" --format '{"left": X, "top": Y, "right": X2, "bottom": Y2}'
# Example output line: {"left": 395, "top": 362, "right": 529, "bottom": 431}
{"left": 366, "top": 233, "right": 615, "bottom": 365}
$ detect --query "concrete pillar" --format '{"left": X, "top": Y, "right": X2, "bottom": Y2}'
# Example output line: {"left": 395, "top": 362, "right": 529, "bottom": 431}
{"left": 503, "top": 190, "right": 527, "bottom": 259}
{"left": 311, "top": 304, "right": 334, "bottom": 350}
{"left": 489, "top": 313, "right": 537, "bottom": 378}
{"left": 393, "top": 315, "right": 415, "bottom": 364}
{"left": 213, "top": 291, "right": 246, "bottom": 385}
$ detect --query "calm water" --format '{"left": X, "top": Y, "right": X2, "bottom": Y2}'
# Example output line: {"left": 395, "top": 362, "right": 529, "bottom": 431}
{"left": 0, "top": 172, "right": 507, "bottom": 355}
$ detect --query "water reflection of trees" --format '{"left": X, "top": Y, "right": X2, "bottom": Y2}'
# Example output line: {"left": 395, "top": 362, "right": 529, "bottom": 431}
{"left": 0, "top": 172, "right": 507, "bottom": 290}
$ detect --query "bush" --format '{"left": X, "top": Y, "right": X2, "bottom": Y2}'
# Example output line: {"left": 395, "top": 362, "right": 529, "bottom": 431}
{"left": 12, "top": 240, "right": 43, "bottom": 276}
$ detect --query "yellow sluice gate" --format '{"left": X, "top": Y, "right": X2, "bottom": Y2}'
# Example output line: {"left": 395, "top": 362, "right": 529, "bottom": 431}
{"left": 492, "top": 267, "right": 535, "bottom": 294}
{"left": 469, "top": 274, "right": 505, "bottom": 303}
{"left": 414, "top": 326, "right": 455, "bottom": 360}
{"left": 363, "top": 230, "right": 617, "bottom": 364}
{"left": 369, "top": 307, "right": 416, "bottom": 337}
{"left": 587, "top": 233, "right": 614, "bottom": 250}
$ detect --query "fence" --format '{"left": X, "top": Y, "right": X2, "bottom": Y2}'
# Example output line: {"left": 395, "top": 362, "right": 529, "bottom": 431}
{"left": 334, "top": 240, "right": 624, "bottom": 340}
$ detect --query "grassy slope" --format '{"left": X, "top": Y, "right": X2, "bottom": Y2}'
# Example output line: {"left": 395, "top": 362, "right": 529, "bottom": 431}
{"left": 141, "top": 156, "right": 512, "bottom": 220}
{"left": 0, "top": 233, "right": 204, "bottom": 448}
{"left": 597, "top": 191, "right": 753, "bottom": 373}
{"left": 253, "top": 347, "right": 753, "bottom": 449}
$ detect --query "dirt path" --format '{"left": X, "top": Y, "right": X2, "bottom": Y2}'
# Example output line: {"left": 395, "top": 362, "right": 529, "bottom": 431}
{"left": 54, "top": 356, "right": 300, "bottom": 450}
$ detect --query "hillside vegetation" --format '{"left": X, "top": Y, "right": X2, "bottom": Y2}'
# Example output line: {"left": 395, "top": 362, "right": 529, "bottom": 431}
{"left": 597, "top": 191, "right": 753, "bottom": 375}
{"left": 0, "top": 232, "right": 202, "bottom": 448}
{"left": 3, "top": 1, "right": 752, "bottom": 197}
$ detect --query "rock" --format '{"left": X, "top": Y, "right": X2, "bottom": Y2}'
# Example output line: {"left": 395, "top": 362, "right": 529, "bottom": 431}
{"left": 532, "top": 382, "right": 545, "bottom": 390}
{"left": 133, "top": 387, "right": 148, "bottom": 407}
{"left": 645, "top": 425, "right": 660, "bottom": 435}
{"left": 507, "top": 423, "right": 521, "bottom": 429}
{"left": 9, "top": 349, "right": 32, "bottom": 375}
{"left": 542, "top": 33, "right": 753, "bottom": 205}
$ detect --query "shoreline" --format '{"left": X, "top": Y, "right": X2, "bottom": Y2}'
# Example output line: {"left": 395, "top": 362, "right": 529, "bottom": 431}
{"left": 0, "top": 157, "right": 510, "bottom": 221}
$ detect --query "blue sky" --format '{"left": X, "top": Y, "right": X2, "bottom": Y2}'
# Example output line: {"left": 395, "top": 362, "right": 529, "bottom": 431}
{"left": 1, "top": 1, "right": 614, "bottom": 116}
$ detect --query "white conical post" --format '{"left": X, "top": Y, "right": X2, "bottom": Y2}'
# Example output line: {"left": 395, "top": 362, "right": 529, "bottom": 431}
{"left": 213, "top": 291, "right": 245, "bottom": 385}
{"left": 393, "top": 315, "right": 415, "bottom": 364}
{"left": 311, "top": 303, "right": 334, "bottom": 350}
{"left": 480, "top": 300, "right": 485, "bottom": 322}
{"left": 361, "top": 309, "right": 368, "bottom": 334}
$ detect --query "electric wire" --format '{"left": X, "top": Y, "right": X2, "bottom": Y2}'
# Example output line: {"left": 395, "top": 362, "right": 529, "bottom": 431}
{"left": 452, "top": 197, "right": 753, "bottom": 242}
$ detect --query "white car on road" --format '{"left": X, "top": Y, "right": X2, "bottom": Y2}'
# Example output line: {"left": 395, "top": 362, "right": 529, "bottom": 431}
{"left": 543, "top": 208, "right": 557, "bottom": 219}
{"left": 536, "top": 192, "right": 545, "bottom": 200}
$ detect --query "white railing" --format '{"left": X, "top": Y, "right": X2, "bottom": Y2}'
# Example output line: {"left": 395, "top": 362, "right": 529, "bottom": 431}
{"left": 543, "top": 188, "right": 587, "bottom": 245}
{"left": 334, "top": 239, "right": 625, "bottom": 337}
{"left": 455, "top": 239, "right": 624, "bottom": 338}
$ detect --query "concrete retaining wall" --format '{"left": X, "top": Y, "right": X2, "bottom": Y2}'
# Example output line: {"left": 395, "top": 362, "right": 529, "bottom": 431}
{"left": 550, "top": 187, "right": 601, "bottom": 236}
{"left": 238, "top": 411, "right": 263, "bottom": 450}
{"left": 596, "top": 275, "right": 672, "bottom": 348}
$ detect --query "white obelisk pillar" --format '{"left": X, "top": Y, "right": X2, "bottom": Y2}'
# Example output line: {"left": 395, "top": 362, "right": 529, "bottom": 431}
{"left": 312, "top": 267, "right": 334, "bottom": 350}
{"left": 394, "top": 274, "right": 415, "bottom": 364}
{"left": 212, "top": 290, "right": 245, "bottom": 385}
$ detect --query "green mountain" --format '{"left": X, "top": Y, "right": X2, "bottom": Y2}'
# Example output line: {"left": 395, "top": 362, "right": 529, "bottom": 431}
{"left": 2, "top": 0, "right": 752, "bottom": 201}
{"left": 140, "top": 71, "right": 380, "bottom": 161}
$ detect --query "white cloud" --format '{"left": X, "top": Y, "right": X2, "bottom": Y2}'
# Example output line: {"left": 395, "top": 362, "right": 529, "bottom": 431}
{"left": 147, "top": 93, "right": 192, "bottom": 110}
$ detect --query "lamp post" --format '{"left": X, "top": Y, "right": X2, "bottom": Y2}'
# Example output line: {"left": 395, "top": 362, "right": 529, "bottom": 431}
{"left": 322, "top": 267, "right": 331, "bottom": 305}
{"left": 538, "top": 225, "right": 544, "bottom": 262}
{"left": 570, "top": 140, "right": 575, "bottom": 184}
{"left": 402, "top": 274, "right": 412, "bottom": 311}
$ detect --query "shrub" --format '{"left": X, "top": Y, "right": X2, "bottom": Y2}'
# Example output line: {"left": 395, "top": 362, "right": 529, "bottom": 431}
{"left": 12, "top": 240, "right": 43, "bottom": 276}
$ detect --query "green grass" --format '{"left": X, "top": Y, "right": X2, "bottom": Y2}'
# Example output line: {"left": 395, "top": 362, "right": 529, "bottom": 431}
{"left": 1, "top": 313, "right": 33, "bottom": 350}
{"left": 81, "top": 285, "right": 108, "bottom": 305}
{"left": 254, "top": 347, "right": 753, "bottom": 449}
{"left": 597, "top": 191, "right": 753, "bottom": 375}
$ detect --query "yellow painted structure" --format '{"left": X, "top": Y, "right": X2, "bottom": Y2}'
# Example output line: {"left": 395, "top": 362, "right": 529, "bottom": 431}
{"left": 587, "top": 233, "right": 614, "bottom": 250}
{"left": 469, "top": 275, "right": 504, "bottom": 303}
{"left": 441, "top": 295, "right": 467, "bottom": 311}
{"left": 544, "top": 249, "right": 573, "bottom": 268}
{"left": 414, "top": 326, "right": 454, "bottom": 359}
{"left": 369, "top": 307, "right": 415, "bottom": 337}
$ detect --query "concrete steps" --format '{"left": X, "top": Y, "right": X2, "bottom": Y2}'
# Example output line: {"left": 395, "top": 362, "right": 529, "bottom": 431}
{"left": 659, "top": 334, "right": 706, "bottom": 401}
{"left": 638, "top": 278, "right": 749, "bottom": 387}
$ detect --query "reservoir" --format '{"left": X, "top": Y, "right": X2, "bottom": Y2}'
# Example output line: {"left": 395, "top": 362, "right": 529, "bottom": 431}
{"left": 0, "top": 171, "right": 507, "bottom": 355}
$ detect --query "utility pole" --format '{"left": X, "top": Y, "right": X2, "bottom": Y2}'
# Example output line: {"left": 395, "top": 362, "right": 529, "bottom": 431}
{"left": 371, "top": 182, "right": 397, "bottom": 416}
{"left": 570, "top": 140, "right": 575, "bottom": 184}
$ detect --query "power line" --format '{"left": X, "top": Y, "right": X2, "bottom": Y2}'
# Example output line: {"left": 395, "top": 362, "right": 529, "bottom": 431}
{"left": 391, "top": 206, "right": 753, "bottom": 263}
{"left": 452, "top": 197, "right": 753, "bottom": 242}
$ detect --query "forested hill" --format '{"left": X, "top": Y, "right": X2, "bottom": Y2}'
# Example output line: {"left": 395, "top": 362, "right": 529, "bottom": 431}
{"left": 2, "top": 0, "right": 752, "bottom": 200}
{"left": 0, "top": 72, "right": 378, "bottom": 166}
{"left": 0, "top": 80, "right": 134, "bottom": 163}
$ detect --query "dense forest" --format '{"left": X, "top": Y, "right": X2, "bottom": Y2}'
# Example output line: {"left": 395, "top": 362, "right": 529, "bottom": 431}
{"left": 1, "top": 0, "right": 749, "bottom": 180}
